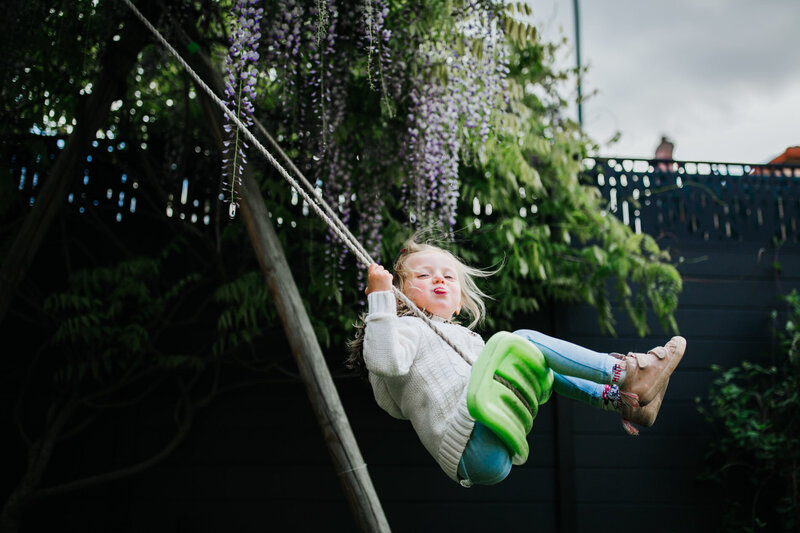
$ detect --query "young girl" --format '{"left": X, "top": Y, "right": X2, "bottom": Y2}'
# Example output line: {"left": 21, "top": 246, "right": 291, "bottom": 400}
{"left": 348, "top": 238, "right": 686, "bottom": 488}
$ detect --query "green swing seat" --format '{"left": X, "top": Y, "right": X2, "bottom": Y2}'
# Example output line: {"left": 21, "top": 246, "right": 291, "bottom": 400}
{"left": 466, "top": 331, "right": 554, "bottom": 465}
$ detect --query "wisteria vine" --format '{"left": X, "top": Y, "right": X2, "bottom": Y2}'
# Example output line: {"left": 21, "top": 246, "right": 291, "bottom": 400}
{"left": 403, "top": 2, "right": 508, "bottom": 232}
{"left": 360, "top": 0, "right": 394, "bottom": 112}
{"left": 224, "top": 0, "right": 512, "bottom": 287}
{"left": 222, "top": 0, "right": 263, "bottom": 218}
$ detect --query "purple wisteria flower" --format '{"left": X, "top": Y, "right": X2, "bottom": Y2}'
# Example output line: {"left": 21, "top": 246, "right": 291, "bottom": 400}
{"left": 267, "top": 0, "right": 304, "bottom": 117}
{"left": 403, "top": 2, "right": 508, "bottom": 233}
{"left": 252, "top": 1, "right": 511, "bottom": 285}
{"left": 222, "top": 0, "right": 264, "bottom": 218}
{"left": 361, "top": 0, "right": 393, "bottom": 98}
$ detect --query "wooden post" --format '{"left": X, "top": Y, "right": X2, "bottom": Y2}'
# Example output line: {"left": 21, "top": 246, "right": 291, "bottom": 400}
{"left": 183, "top": 39, "right": 390, "bottom": 531}
{"left": 238, "top": 174, "right": 391, "bottom": 532}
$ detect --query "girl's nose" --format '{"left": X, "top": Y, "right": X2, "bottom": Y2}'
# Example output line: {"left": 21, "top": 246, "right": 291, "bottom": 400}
{"left": 432, "top": 274, "right": 444, "bottom": 284}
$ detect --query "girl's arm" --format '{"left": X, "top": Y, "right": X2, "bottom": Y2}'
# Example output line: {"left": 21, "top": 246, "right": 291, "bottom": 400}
{"left": 363, "top": 290, "right": 422, "bottom": 376}
{"left": 363, "top": 264, "right": 421, "bottom": 376}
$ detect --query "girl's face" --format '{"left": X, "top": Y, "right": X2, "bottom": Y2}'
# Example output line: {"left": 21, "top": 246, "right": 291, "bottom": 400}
{"left": 401, "top": 251, "right": 462, "bottom": 320}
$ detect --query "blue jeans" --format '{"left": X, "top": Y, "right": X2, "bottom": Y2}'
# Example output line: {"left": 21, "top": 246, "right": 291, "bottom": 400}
{"left": 513, "top": 329, "right": 619, "bottom": 410}
{"left": 458, "top": 422, "right": 512, "bottom": 487}
{"left": 459, "top": 330, "right": 618, "bottom": 486}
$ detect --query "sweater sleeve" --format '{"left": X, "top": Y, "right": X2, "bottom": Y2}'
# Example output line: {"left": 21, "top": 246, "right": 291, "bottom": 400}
{"left": 363, "top": 290, "right": 422, "bottom": 377}
{"left": 368, "top": 373, "right": 405, "bottom": 419}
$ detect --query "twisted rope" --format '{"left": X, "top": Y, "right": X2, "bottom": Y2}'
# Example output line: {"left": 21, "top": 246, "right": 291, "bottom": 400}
{"left": 121, "top": 0, "right": 474, "bottom": 364}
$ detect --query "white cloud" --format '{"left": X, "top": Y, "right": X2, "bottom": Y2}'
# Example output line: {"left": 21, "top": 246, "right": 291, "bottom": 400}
{"left": 525, "top": 0, "right": 800, "bottom": 163}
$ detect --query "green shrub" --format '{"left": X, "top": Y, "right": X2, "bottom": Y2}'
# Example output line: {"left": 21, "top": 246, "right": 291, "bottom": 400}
{"left": 698, "top": 290, "right": 800, "bottom": 531}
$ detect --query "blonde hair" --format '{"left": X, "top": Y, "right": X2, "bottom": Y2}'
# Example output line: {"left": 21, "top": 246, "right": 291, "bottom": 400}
{"left": 393, "top": 236, "right": 494, "bottom": 329}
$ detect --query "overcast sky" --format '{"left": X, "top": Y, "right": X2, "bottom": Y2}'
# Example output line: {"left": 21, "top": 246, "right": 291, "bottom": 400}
{"left": 525, "top": 0, "right": 800, "bottom": 164}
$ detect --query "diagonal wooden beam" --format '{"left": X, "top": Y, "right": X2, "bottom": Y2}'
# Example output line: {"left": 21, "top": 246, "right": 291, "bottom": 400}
{"left": 240, "top": 173, "right": 391, "bottom": 533}
{"left": 186, "top": 42, "right": 391, "bottom": 532}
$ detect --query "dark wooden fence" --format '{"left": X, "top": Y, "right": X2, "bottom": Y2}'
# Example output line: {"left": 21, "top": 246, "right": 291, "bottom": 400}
{"left": 4, "top": 143, "right": 800, "bottom": 532}
{"left": 554, "top": 157, "right": 800, "bottom": 532}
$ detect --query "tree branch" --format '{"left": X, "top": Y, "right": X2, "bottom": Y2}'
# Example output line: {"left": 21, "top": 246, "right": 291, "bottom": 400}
{"left": 24, "top": 382, "right": 194, "bottom": 506}
{"left": 80, "top": 373, "right": 166, "bottom": 411}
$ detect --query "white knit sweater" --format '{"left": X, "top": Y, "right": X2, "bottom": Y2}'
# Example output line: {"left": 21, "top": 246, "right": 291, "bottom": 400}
{"left": 363, "top": 290, "right": 485, "bottom": 482}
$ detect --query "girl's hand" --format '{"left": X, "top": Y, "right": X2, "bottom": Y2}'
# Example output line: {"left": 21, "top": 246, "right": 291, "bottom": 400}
{"left": 366, "top": 263, "right": 393, "bottom": 295}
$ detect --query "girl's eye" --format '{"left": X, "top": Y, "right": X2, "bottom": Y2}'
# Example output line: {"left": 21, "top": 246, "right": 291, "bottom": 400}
{"left": 417, "top": 273, "right": 429, "bottom": 278}
{"left": 445, "top": 275, "right": 455, "bottom": 280}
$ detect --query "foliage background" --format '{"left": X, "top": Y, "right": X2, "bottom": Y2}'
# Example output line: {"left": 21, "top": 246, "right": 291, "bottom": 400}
{"left": 0, "top": 0, "right": 685, "bottom": 531}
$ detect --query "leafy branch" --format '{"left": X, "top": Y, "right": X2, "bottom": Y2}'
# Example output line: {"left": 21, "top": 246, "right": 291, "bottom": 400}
{"left": 697, "top": 290, "right": 800, "bottom": 531}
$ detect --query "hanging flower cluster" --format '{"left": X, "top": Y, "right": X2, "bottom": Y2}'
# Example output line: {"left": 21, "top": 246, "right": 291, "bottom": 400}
{"left": 403, "top": 2, "right": 508, "bottom": 232}
{"left": 404, "top": 79, "right": 460, "bottom": 230}
{"left": 251, "top": 1, "right": 511, "bottom": 289}
{"left": 356, "top": 142, "right": 390, "bottom": 261}
{"left": 326, "top": 1, "right": 397, "bottom": 271}
{"left": 312, "top": 0, "right": 345, "bottom": 152}
{"left": 360, "top": 0, "right": 395, "bottom": 109}
{"left": 453, "top": 4, "right": 509, "bottom": 146}
{"left": 266, "top": 0, "right": 361, "bottom": 285}
{"left": 222, "top": 0, "right": 264, "bottom": 218}
{"left": 320, "top": 145, "right": 353, "bottom": 290}
{"left": 268, "top": 0, "right": 304, "bottom": 119}
{"left": 267, "top": 0, "right": 345, "bottom": 153}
